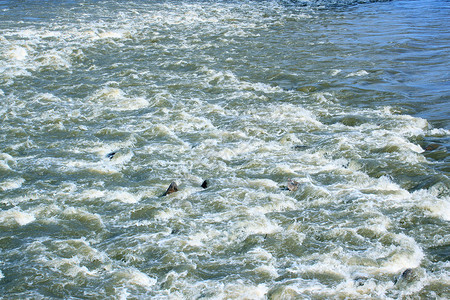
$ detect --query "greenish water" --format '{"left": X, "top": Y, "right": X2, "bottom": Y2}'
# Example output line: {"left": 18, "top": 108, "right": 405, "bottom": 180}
{"left": 0, "top": 0, "right": 449, "bottom": 298}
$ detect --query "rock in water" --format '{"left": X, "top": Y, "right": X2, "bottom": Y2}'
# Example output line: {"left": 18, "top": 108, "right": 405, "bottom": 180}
{"left": 394, "top": 268, "right": 417, "bottom": 284}
{"left": 201, "top": 180, "right": 208, "bottom": 189}
{"left": 106, "top": 151, "right": 116, "bottom": 160}
{"left": 354, "top": 275, "right": 369, "bottom": 287}
{"left": 424, "top": 143, "right": 440, "bottom": 151}
{"left": 287, "top": 178, "right": 299, "bottom": 191}
{"left": 163, "top": 182, "right": 179, "bottom": 196}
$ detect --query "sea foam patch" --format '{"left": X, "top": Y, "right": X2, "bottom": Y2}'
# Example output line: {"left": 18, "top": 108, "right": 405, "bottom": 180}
{"left": 62, "top": 208, "right": 105, "bottom": 230}
{"left": 0, "top": 178, "right": 25, "bottom": 191}
{"left": 346, "top": 70, "right": 369, "bottom": 77}
{"left": 114, "top": 268, "right": 157, "bottom": 288}
{"left": 0, "top": 209, "right": 35, "bottom": 226}
{"left": 222, "top": 282, "right": 269, "bottom": 300}
{"left": 413, "top": 188, "right": 450, "bottom": 221}
{"left": 90, "top": 87, "right": 149, "bottom": 111}
{"left": 106, "top": 190, "right": 141, "bottom": 204}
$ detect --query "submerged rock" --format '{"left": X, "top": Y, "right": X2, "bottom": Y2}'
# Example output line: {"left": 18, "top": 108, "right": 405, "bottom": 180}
{"left": 287, "top": 178, "right": 299, "bottom": 191}
{"left": 162, "top": 182, "right": 179, "bottom": 196}
{"left": 424, "top": 143, "right": 440, "bottom": 151}
{"left": 353, "top": 275, "right": 369, "bottom": 287}
{"left": 293, "top": 145, "right": 308, "bottom": 151}
{"left": 393, "top": 268, "right": 417, "bottom": 285}
{"left": 280, "top": 178, "right": 300, "bottom": 191}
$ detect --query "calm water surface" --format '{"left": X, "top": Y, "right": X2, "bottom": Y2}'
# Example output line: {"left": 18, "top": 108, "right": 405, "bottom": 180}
{"left": 0, "top": 0, "right": 449, "bottom": 298}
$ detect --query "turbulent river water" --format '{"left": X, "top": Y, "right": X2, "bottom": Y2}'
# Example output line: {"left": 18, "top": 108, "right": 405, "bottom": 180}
{"left": 0, "top": 0, "right": 449, "bottom": 299}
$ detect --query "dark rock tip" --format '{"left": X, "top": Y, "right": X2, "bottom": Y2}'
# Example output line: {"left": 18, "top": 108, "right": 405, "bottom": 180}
{"left": 163, "top": 181, "right": 179, "bottom": 196}
{"left": 201, "top": 180, "right": 208, "bottom": 189}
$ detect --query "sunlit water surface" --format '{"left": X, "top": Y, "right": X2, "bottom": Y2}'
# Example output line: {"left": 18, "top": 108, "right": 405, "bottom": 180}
{"left": 0, "top": 0, "right": 449, "bottom": 298}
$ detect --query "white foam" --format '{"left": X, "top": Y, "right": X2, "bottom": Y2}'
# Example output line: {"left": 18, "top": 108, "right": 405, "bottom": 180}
{"left": 155, "top": 208, "right": 183, "bottom": 221}
{"left": 84, "top": 141, "right": 135, "bottom": 160}
{"left": 186, "top": 232, "right": 207, "bottom": 248}
{"left": 253, "top": 265, "right": 279, "bottom": 279}
{"left": 14, "top": 211, "right": 35, "bottom": 226}
{"left": 34, "top": 92, "right": 61, "bottom": 104}
{"left": 0, "top": 209, "right": 35, "bottom": 226}
{"left": 203, "top": 67, "right": 282, "bottom": 93}
{"left": 90, "top": 87, "right": 149, "bottom": 111}
{"left": 36, "top": 49, "right": 71, "bottom": 70}
{"left": 170, "top": 112, "right": 215, "bottom": 132}
{"left": 285, "top": 222, "right": 307, "bottom": 243}
{"left": 6, "top": 45, "right": 28, "bottom": 60}
{"left": 66, "top": 160, "right": 120, "bottom": 175}
{"left": 313, "top": 91, "right": 335, "bottom": 104}
{"left": 115, "top": 268, "right": 157, "bottom": 288}
{"left": 217, "top": 148, "right": 236, "bottom": 161}
{"left": 302, "top": 255, "right": 348, "bottom": 279}
{"left": 234, "top": 214, "right": 282, "bottom": 236}
{"left": 62, "top": 208, "right": 105, "bottom": 229}
{"left": 0, "top": 270, "right": 4, "bottom": 280}
{"left": 361, "top": 176, "right": 410, "bottom": 199}
{"left": 222, "top": 281, "right": 268, "bottom": 300}
{"left": 365, "top": 215, "right": 391, "bottom": 234}
{"left": 241, "top": 81, "right": 282, "bottom": 93}
{"left": 378, "top": 233, "right": 424, "bottom": 274}
{"left": 330, "top": 69, "right": 342, "bottom": 76}
{"left": 428, "top": 127, "right": 450, "bottom": 136}
{"left": 45, "top": 256, "right": 97, "bottom": 277}
{"left": 217, "top": 142, "right": 257, "bottom": 161}
{"left": 106, "top": 190, "right": 140, "bottom": 204}
{"left": 248, "top": 247, "right": 274, "bottom": 262}
{"left": 117, "top": 288, "right": 130, "bottom": 300}
{"left": 413, "top": 188, "right": 450, "bottom": 221}
{"left": 0, "top": 153, "right": 16, "bottom": 171}
{"left": 246, "top": 179, "right": 279, "bottom": 190}
{"left": 429, "top": 201, "right": 450, "bottom": 221}
{"left": 263, "top": 103, "right": 322, "bottom": 128}
{"left": 87, "top": 164, "right": 121, "bottom": 175}
{"left": 346, "top": 70, "right": 369, "bottom": 77}
{"left": 80, "top": 189, "right": 106, "bottom": 200}
{"left": 0, "top": 178, "right": 25, "bottom": 191}
{"left": 279, "top": 133, "right": 303, "bottom": 145}
{"left": 0, "top": 65, "right": 32, "bottom": 81}
{"left": 115, "top": 97, "right": 149, "bottom": 111}
{"left": 97, "top": 30, "right": 127, "bottom": 39}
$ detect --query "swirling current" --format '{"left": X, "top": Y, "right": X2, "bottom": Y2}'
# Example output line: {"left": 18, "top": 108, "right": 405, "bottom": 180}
{"left": 0, "top": 0, "right": 449, "bottom": 299}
